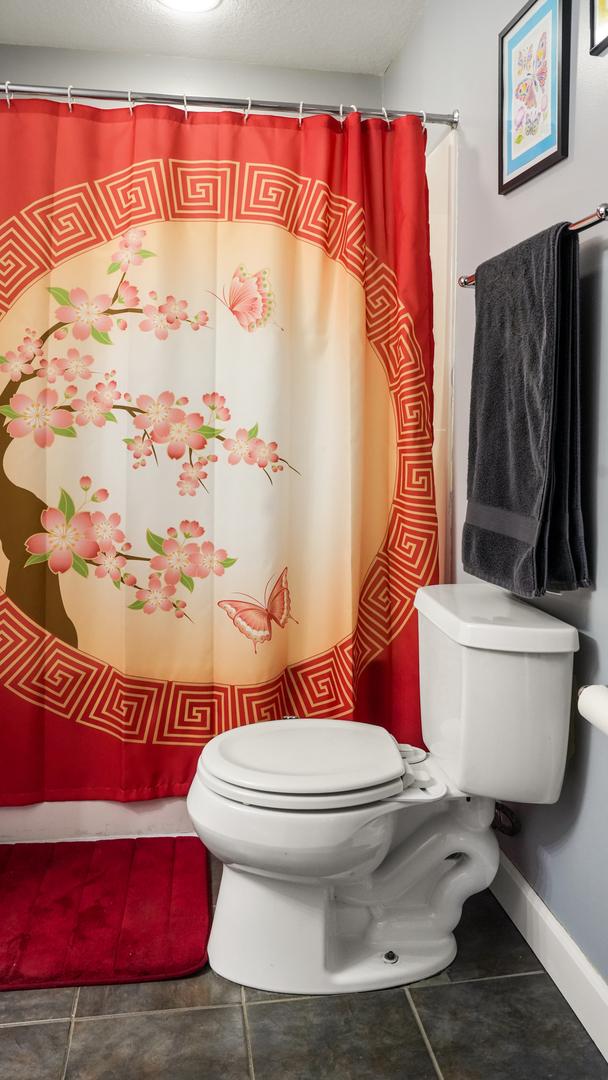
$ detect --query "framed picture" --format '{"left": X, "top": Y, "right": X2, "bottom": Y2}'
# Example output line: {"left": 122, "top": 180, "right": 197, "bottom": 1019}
{"left": 499, "top": 0, "right": 571, "bottom": 195}
{"left": 591, "top": 0, "right": 608, "bottom": 54}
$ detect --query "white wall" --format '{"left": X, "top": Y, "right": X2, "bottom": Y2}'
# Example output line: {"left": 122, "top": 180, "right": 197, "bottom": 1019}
{"left": 384, "top": 0, "right": 608, "bottom": 980}
{"left": 0, "top": 43, "right": 381, "bottom": 110}
{"left": 0, "top": 42, "right": 380, "bottom": 842}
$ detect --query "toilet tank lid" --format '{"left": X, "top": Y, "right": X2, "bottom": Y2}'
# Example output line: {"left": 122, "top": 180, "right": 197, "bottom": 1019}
{"left": 414, "top": 584, "right": 579, "bottom": 653}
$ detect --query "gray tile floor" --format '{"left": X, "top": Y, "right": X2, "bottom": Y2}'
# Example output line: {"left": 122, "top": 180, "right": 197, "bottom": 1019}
{"left": 0, "top": 862, "right": 606, "bottom": 1079}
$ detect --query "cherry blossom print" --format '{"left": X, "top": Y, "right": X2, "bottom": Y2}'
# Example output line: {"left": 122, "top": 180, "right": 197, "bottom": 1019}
{"left": 177, "top": 475, "right": 198, "bottom": 496}
{"left": 91, "top": 488, "right": 109, "bottom": 503}
{"left": 6, "top": 388, "right": 74, "bottom": 448}
{"left": 92, "top": 379, "right": 121, "bottom": 410}
{"left": 150, "top": 537, "right": 203, "bottom": 585}
{"left": 134, "top": 573, "right": 176, "bottom": 615}
{"left": 159, "top": 295, "right": 188, "bottom": 324}
{"left": 138, "top": 304, "right": 180, "bottom": 341}
{"left": 80, "top": 475, "right": 92, "bottom": 491}
{"left": 134, "top": 392, "right": 175, "bottom": 435}
{"left": 61, "top": 348, "right": 94, "bottom": 381}
{"left": 1, "top": 350, "right": 34, "bottom": 381}
{"left": 179, "top": 460, "right": 208, "bottom": 484}
{"left": 180, "top": 520, "right": 205, "bottom": 538}
{"left": 196, "top": 541, "right": 229, "bottom": 578}
{"left": 216, "top": 265, "right": 274, "bottom": 332}
{"left": 116, "top": 281, "right": 140, "bottom": 307}
{"left": 18, "top": 332, "right": 44, "bottom": 366}
{"left": 126, "top": 435, "right": 153, "bottom": 469}
{"left": 248, "top": 438, "right": 279, "bottom": 469}
{"left": 71, "top": 391, "right": 108, "bottom": 428}
{"left": 94, "top": 547, "right": 127, "bottom": 581}
{"left": 90, "top": 511, "right": 126, "bottom": 552}
{"left": 190, "top": 310, "right": 209, "bottom": 331}
{"left": 223, "top": 427, "right": 256, "bottom": 465}
{"left": 153, "top": 409, "right": 206, "bottom": 460}
{"left": 202, "top": 392, "right": 231, "bottom": 421}
{"left": 37, "top": 356, "right": 67, "bottom": 384}
{"left": 25, "top": 507, "right": 98, "bottom": 574}
{"left": 55, "top": 288, "right": 113, "bottom": 342}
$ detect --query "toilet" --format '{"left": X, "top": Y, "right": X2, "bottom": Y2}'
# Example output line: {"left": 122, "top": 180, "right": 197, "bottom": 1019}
{"left": 187, "top": 583, "right": 579, "bottom": 994}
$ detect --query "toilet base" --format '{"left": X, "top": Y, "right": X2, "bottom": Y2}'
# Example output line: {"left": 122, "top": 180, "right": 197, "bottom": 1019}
{"left": 209, "top": 865, "right": 458, "bottom": 994}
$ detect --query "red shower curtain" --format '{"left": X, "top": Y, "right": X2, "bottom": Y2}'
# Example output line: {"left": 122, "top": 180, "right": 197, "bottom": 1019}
{"left": 0, "top": 100, "right": 437, "bottom": 803}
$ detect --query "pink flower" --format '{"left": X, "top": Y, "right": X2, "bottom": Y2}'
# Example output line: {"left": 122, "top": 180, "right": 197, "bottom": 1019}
{"left": 195, "top": 541, "right": 228, "bottom": 578}
{"left": 248, "top": 438, "right": 279, "bottom": 469}
{"left": 7, "top": 388, "right": 73, "bottom": 448}
{"left": 123, "top": 572, "right": 137, "bottom": 587}
{"left": 180, "top": 519, "right": 205, "bottom": 538}
{"left": 80, "top": 475, "right": 92, "bottom": 491}
{"left": 93, "top": 379, "right": 120, "bottom": 410}
{"left": 135, "top": 573, "right": 175, "bottom": 614}
{"left": 90, "top": 511, "right": 125, "bottom": 552}
{"left": 62, "top": 348, "right": 94, "bottom": 381}
{"left": 91, "top": 489, "right": 109, "bottom": 503}
{"left": 71, "top": 391, "right": 107, "bottom": 427}
{"left": 178, "top": 476, "right": 198, "bottom": 496}
{"left": 223, "top": 428, "right": 255, "bottom": 465}
{"left": 55, "top": 288, "right": 113, "bottom": 341}
{"left": 54, "top": 329, "right": 68, "bottom": 341}
{"left": 127, "top": 435, "right": 153, "bottom": 468}
{"left": 159, "top": 295, "right": 188, "bottom": 324}
{"left": 150, "top": 537, "right": 202, "bottom": 585}
{"left": 203, "top": 392, "right": 231, "bottom": 421}
{"left": 117, "top": 319, "right": 128, "bottom": 332}
{"left": 119, "top": 228, "right": 146, "bottom": 252}
{"left": 139, "top": 305, "right": 180, "bottom": 341}
{"left": 191, "top": 310, "right": 209, "bottom": 331}
{"left": 18, "top": 334, "right": 43, "bottom": 366}
{"left": 1, "top": 350, "right": 34, "bottom": 381}
{"left": 179, "top": 459, "right": 208, "bottom": 484}
{"left": 116, "top": 280, "right": 140, "bottom": 307}
{"left": 153, "top": 409, "right": 206, "bottom": 460}
{"left": 37, "top": 356, "right": 67, "bottom": 383}
{"left": 94, "top": 546, "right": 126, "bottom": 581}
{"left": 134, "top": 392, "right": 175, "bottom": 435}
{"left": 26, "top": 507, "right": 98, "bottom": 574}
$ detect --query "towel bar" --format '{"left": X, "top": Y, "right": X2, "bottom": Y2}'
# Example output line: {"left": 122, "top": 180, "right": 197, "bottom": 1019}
{"left": 457, "top": 203, "right": 608, "bottom": 288}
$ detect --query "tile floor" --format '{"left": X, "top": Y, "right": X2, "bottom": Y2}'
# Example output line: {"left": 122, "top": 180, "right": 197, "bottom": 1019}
{"left": 0, "top": 861, "right": 606, "bottom": 1079}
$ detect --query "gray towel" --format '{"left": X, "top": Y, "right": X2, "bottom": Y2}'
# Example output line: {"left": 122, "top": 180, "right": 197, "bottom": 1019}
{"left": 462, "top": 223, "right": 590, "bottom": 598}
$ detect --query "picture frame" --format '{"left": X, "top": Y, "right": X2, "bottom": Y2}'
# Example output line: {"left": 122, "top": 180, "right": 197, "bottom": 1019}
{"left": 498, "top": 0, "right": 571, "bottom": 195}
{"left": 590, "top": 0, "right": 608, "bottom": 54}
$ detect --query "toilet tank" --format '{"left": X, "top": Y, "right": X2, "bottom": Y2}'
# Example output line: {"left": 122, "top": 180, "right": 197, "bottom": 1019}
{"left": 414, "top": 584, "right": 579, "bottom": 804}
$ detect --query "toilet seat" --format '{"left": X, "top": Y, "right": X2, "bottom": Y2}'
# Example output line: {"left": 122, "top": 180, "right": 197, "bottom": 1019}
{"left": 198, "top": 758, "right": 406, "bottom": 810}
{"left": 202, "top": 718, "right": 405, "bottom": 795}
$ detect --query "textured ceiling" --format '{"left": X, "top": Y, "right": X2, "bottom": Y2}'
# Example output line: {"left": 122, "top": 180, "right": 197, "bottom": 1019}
{"left": 0, "top": 0, "right": 424, "bottom": 76}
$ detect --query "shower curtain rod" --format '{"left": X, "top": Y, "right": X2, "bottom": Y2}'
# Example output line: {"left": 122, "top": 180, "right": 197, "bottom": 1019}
{"left": 457, "top": 203, "right": 608, "bottom": 288}
{"left": 1, "top": 80, "right": 459, "bottom": 127}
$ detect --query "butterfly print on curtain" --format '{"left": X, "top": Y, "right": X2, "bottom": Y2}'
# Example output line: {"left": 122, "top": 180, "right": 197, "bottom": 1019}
{"left": 218, "top": 567, "right": 294, "bottom": 651}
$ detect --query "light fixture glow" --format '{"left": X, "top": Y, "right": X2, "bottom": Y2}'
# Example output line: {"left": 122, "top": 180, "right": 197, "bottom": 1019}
{"left": 157, "top": 0, "right": 223, "bottom": 13}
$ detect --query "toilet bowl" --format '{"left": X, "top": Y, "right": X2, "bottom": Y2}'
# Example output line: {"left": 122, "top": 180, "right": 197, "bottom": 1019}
{"left": 187, "top": 583, "right": 579, "bottom": 994}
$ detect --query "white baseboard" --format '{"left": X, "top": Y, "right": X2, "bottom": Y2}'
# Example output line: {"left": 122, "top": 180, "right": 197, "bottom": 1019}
{"left": 491, "top": 852, "right": 608, "bottom": 1062}
{"left": 0, "top": 797, "right": 193, "bottom": 842}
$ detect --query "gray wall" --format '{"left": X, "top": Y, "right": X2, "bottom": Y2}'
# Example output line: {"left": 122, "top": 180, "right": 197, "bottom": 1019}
{"left": 384, "top": 0, "right": 608, "bottom": 978}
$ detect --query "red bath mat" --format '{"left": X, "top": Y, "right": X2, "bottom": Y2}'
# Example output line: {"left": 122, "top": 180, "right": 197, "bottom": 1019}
{"left": 0, "top": 837, "right": 210, "bottom": 990}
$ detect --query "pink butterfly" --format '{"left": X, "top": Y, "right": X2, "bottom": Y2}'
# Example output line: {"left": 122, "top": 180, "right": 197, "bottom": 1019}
{"left": 214, "top": 265, "right": 274, "bottom": 332}
{"left": 218, "top": 567, "right": 293, "bottom": 652}
{"left": 515, "top": 31, "right": 548, "bottom": 112}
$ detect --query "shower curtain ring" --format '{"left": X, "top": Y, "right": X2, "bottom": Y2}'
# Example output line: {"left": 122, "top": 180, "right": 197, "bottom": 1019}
{"left": 183, "top": 94, "right": 189, "bottom": 120}
{"left": 382, "top": 107, "right": 391, "bottom": 128}
{"left": 66, "top": 85, "right": 74, "bottom": 112}
{"left": 127, "top": 88, "right": 133, "bottom": 116}
{"left": 298, "top": 101, "right": 304, "bottom": 128}
{"left": 351, "top": 104, "right": 357, "bottom": 115}
{"left": 339, "top": 103, "right": 344, "bottom": 127}
{"left": 420, "top": 109, "right": 427, "bottom": 128}
{"left": 243, "top": 97, "right": 251, "bottom": 123}
{"left": 4, "top": 81, "right": 11, "bottom": 109}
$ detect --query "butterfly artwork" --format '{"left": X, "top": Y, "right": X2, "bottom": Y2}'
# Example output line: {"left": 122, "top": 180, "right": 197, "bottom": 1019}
{"left": 213, "top": 265, "right": 274, "bottom": 332}
{"left": 513, "top": 30, "right": 549, "bottom": 143}
{"left": 218, "top": 567, "right": 293, "bottom": 652}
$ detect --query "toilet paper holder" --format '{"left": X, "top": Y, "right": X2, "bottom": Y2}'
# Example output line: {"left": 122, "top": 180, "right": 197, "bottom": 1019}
{"left": 577, "top": 685, "right": 608, "bottom": 737}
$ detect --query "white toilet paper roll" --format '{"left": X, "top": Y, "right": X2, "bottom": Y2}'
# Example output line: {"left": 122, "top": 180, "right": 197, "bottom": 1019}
{"left": 577, "top": 684, "right": 608, "bottom": 737}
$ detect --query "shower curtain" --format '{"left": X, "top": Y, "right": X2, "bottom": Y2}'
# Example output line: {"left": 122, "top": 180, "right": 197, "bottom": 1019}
{"left": 0, "top": 100, "right": 437, "bottom": 803}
